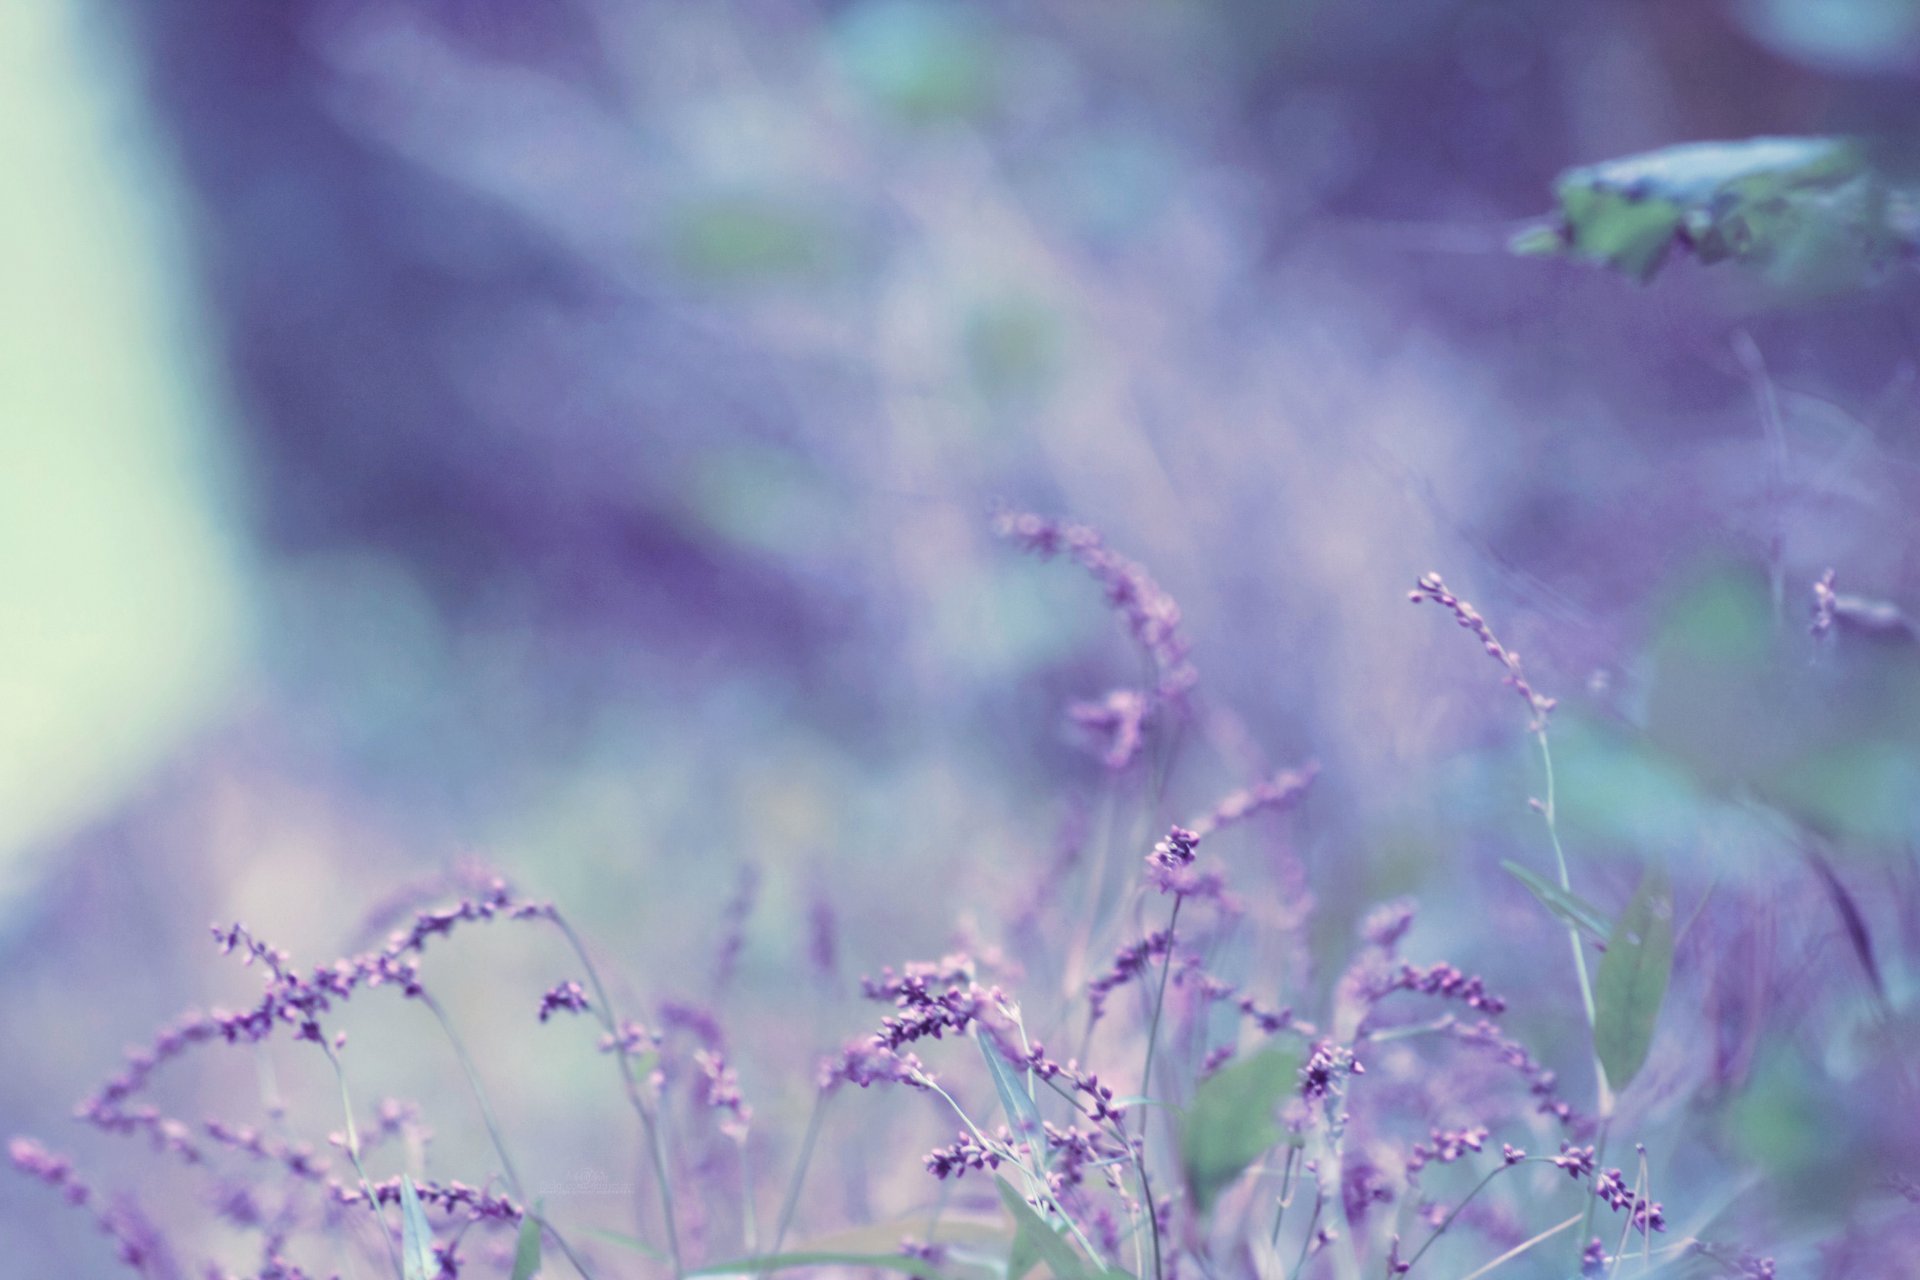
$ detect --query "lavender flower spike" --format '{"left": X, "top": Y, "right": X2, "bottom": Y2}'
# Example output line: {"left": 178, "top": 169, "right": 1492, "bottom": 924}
{"left": 1409, "top": 572, "right": 1556, "bottom": 728}
{"left": 994, "top": 509, "right": 1199, "bottom": 702}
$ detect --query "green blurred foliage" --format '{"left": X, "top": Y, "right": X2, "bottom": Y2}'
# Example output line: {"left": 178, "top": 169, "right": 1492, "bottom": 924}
{"left": 665, "top": 193, "right": 845, "bottom": 282}
{"left": 831, "top": 1, "right": 997, "bottom": 122}
{"left": 1644, "top": 565, "right": 1920, "bottom": 851}
{"left": 1515, "top": 136, "right": 1917, "bottom": 290}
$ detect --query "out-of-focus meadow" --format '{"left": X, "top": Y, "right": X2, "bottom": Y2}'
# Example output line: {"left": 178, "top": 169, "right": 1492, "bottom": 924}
{"left": 6, "top": 0, "right": 1920, "bottom": 1275}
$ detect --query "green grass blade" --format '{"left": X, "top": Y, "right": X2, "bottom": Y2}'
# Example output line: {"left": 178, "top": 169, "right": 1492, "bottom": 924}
{"left": 1502, "top": 860, "right": 1610, "bottom": 942}
{"left": 690, "top": 1251, "right": 947, "bottom": 1277}
{"left": 978, "top": 1032, "right": 1043, "bottom": 1143}
{"left": 994, "top": 1176, "right": 1090, "bottom": 1280}
{"left": 399, "top": 1175, "right": 437, "bottom": 1280}
{"left": 510, "top": 1201, "right": 543, "bottom": 1280}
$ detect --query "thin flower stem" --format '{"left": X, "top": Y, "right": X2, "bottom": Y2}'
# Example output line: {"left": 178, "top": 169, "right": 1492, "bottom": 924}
{"left": 1285, "top": 1191, "right": 1322, "bottom": 1280}
{"left": 1538, "top": 729, "right": 1620, "bottom": 1269}
{"left": 1535, "top": 731, "right": 1598, "bottom": 1036}
{"left": 417, "top": 992, "right": 597, "bottom": 1279}
{"left": 1398, "top": 1159, "right": 1548, "bottom": 1274}
{"left": 1140, "top": 895, "right": 1183, "bottom": 1106}
{"left": 919, "top": 1072, "right": 1109, "bottom": 1267}
{"left": 1455, "top": 1212, "right": 1582, "bottom": 1280}
{"left": 418, "top": 993, "right": 526, "bottom": 1197}
{"left": 319, "top": 1040, "right": 403, "bottom": 1278}
{"left": 1034, "top": 1072, "right": 1158, "bottom": 1277}
{"left": 769, "top": 1092, "right": 828, "bottom": 1255}
{"left": 1580, "top": 1120, "right": 1614, "bottom": 1271}
{"left": 547, "top": 911, "right": 685, "bottom": 1278}
{"left": 1268, "top": 1145, "right": 1301, "bottom": 1246}
{"left": 1606, "top": 1156, "right": 1647, "bottom": 1279}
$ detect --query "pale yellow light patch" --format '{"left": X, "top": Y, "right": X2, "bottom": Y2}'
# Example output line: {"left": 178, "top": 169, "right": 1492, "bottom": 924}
{"left": 0, "top": 2, "right": 249, "bottom": 880}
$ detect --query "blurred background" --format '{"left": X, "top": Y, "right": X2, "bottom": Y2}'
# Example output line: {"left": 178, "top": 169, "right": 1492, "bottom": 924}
{"left": 5, "top": 0, "right": 1920, "bottom": 1274}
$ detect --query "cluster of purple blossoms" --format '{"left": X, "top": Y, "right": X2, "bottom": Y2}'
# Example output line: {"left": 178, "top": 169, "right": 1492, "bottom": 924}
{"left": 1594, "top": 1166, "right": 1666, "bottom": 1233}
{"left": 204, "top": 879, "right": 553, "bottom": 1049}
{"left": 873, "top": 979, "right": 998, "bottom": 1052}
{"left": 1068, "top": 688, "right": 1150, "bottom": 771}
{"left": 1552, "top": 1142, "right": 1597, "bottom": 1179}
{"left": 1550, "top": 1144, "right": 1668, "bottom": 1233}
{"left": 1447, "top": 1018, "right": 1577, "bottom": 1125}
{"left": 1405, "top": 1125, "right": 1490, "bottom": 1173}
{"left": 536, "top": 980, "right": 590, "bottom": 1023}
{"left": 818, "top": 1038, "right": 930, "bottom": 1093}
{"left": 205, "top": 1121, "right": 328, "bottom": 1183}
{"left": 1381, "top": 961, "right": 1508, "bottom": 1015}
{"left": 1143, "top": 824, "right": 1238, "bottom": 907}
{"left": 997, "top": 1041, "right": 1131, "bottom": 1127}
{"left": 1360, "top": 899, "right": 1416, "bottom": 951}
{"left": 11, "top": 1139, "right": 178, "bottom": 1275}
{"left": 335, "top": 1175, "right": 522, "bottom": 1225}
{"left": 1187, "top": 970, "right": 1302, "bottom": 1040}
{"left": 600, "top": 1017, "right": 660, "bottom": 1058}
{"left": 1086, "top": 929, "right": 1175, "bottom": 1021}
{"left": 994, "top": 510, "right": 1198, "bottom": 702}
{"left": 1188, "top": 763, "right": 1319, "bottom": 839}
{"left": 1149, "top": 825, "right": 1199, "bottom": 873}
{"left": 924, "top": 1127, "right": 1010, "bottom": 1180}
{"left": 693, "top": 1048, "right": 751, "bottom": 1143}
{"left": 1409, "top": 572, "right": 1557, "bottom": 729}
{"left": 1301, "top": 1041, "right": 1365, "bottom": 1101}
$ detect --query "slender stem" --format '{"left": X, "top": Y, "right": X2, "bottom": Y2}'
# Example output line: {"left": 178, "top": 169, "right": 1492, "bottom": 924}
{"left": 920, "top": 1073, "right": 1108, "bottom": 1267}
{"left": 1268, "top": 1146, "right": 1301, "bottom": 1246}
{"left": 1285, "top": 1192, "right": 1322, "bottom": 1280}
{"left": 740, "top": 1142, "right": 760, "bottom": 1254}
{"left": 1141, "top": 895, "right": 1184, "bottom": 1108}
{"left": 1035, "top": 1072, "right": 1158, "bottom": 1276}
{"left": 548, "top": 912, "right": 685, "bottom": 1277}
{"left": 1397, "top": 1160, "right": 1539, "bottom": 1274}
{"left": 1606, "top": 1156, "right": 1646, "bottom": 1279}
{"left": 1535, "top": 732, "right": 1599, "bottom": 1035}
{"left": 417, "top": 992, "right": 596, "bottom": 1279}
{"left": 320, "top": 1040, "right": 404, "bottom": 1277}
{"left": 770, "top": 1092, "right": 828, "bottom": 1255}
{"left": 419, "top": 994, "right": 525, "bottom": 1196}
{"left": 1578, "top": 1121, "right": 1614, "bottom": 1271}
{"left": 1455, "top": 1212, "right": 1581, "bottom": 1280}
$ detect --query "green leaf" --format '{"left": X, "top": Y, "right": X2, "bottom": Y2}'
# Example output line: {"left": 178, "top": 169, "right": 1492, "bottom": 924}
{"left": 978, "top": 1032, "right": 1043, "bottom": 1143}
{"left": 1502, "top": 860, "right": 1610, "bottom": 942}
{"left": 995, "top": 1177, "right": 1090, "bottom": 1280}
{"left": 1518, "top": 136, "right": 1915, "bottom": 286}
{"left": 510, "top": 1202, "right": 543, "bottom": 1280}
{"left": 1179, "top": 1046, "right": 1301, "bottom": 1215}
{"left": 690, "top": 1251, "right": 947, "bottom": 1278}
{"left": 399, "top": 1175, "right": 437, "bottom": 1280}
{"left": 1593, "top": 869, "right": 1675, "bottom": 1091}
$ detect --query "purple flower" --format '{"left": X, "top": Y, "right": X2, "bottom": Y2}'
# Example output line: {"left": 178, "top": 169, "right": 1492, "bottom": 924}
{"left": 1068, "top": 688, "right": 1150, "bottom": 770}
{"left": 1300, "top": 1041, "right": 1363, "bottom": 1101}
{"left": 1189, "top": 763, "right": 1319, "bottom": 838}
{"left": 1087, "top": 930, "right": 1176, "bottom": 1021}
{"left": 694, "top": 1048, "right": 752, "bottom": 1143}
{"left": 537, "top": 980, "right": 590, "bottom": 1023}
{"left": 818, "top": 1039, "right": 930, "bottom": 1093}
{"left": 994, "top": 510, "right": 1198, "bottom": 702}
{"left": 1409, "top": 573, "right": 1556, "bottom": 729}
